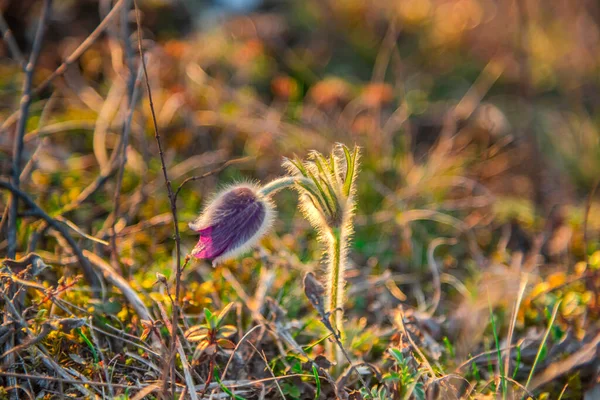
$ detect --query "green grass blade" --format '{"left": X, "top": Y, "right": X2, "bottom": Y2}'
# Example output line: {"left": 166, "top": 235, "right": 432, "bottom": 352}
{"left": 512, "top": 344, "right": 521, "bottom": 379}
{"left": 312, "top": 365, "right": 321, "bottom": 399}
{"left": 525, "top": 300, "right": 562, "bottom": 390}
{"left": 488, "top": 301, "right": 506, "bottom": 398}
{"left": 215, "top": 368, "right": 247, "bottom": 400}
{"left": 76, "top": 327, "right": 98, "bottom": 363}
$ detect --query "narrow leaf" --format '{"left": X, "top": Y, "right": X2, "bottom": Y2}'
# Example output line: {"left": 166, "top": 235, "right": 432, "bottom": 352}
{"left": 204, "top": 308, "right": 215, "bottom": 330}
{"left": 216, "top": 302, "right": 235, "bottom": 328}
{"left": 342, "top": 145, "right": 354, "bottom": 197}
{"left": 312, "top": 365, "right": 321, "bottom": 399}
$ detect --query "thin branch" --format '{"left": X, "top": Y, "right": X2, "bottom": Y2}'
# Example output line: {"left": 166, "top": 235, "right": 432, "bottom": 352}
{"left": 4, "top": 5, "right": 52, "bottom": 394}
{"left": 0, "top": 11, "right": 25, "bottom": 67}
{"left": 397, "top": 310, "right": 436, "bottom": 378}
{"left": 54, "top": 216, "right": 109, "bottom": 246}
{"left": 0, "top": 323, "right": 54, "bottom": 359}
{"left": 83, "top": 250, "right": 153, "bottom": 322}
{"left": 426, "top": 237, "right": 457, "bottom": 316}
{"left": 133, "top": 2, "right": 182, "bottom": 397}
{"left": 0, "top": 372, "right": 146, "bottom": 390}
{"left": 111, "top": 0, "right": 137, "bottom": 268}
{"left": 23, "top": 155, "right": 121, "bottom": 252}
{"left": 121, "top": 0, "right": 136, "bottom": 95}
{"left": 32, "top": 0, "right": 126, "bottom": 97}
{"left": 174, "top": 156, "right": 253, "bottom": 202}
{"left": 156, "top": 299, "right": 199, "bottom": 400}
{"left": 8, "top": 0, "right": 53, "bottom": 258}
{"left": 110, "top": 62, "right": 144, "bottom": 269}
{"left": 1, "top": 95, "right": 56, "bottom": 246}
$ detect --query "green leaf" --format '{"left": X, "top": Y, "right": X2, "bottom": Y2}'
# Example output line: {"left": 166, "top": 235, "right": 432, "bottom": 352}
{"left": 291, "top": 360, "right": 303, "bottom": 374}
{"left": 488, "top": 305, "right": 506, "bottom": 397}
{"left": 316, "top": 152, "right": 335, "bottom": 175}
{"left": 217, "top": 324, "right": 238, "bottom": 338}
{"left": 204, "top": 308, "right": 215, "bottom": 330}
{"left": 186, "top": 332, "right": 209, "bottom": 342}
{"left": 286, "top": 157, "right": 308, "bottom": 177}
{"left": 217, "top": 338, "right": 236, "bottom": 349}
{"left": 442, "top": 336, "right": 455, "bottom": 358}
{"left": 307, "top": 170, "right": 335, "bottom": 216}
{"left": 312, "top": 365, "right": 321, "bottom": 399}
{"left": 297, "top": 180, "right": 330, "bottom": 217}
{"left": 513, "top": 344, "right": 522, "bottom": 379}
{"left": 388, "top": 348, "right": 405, "bottom": 365}
{"left": 193, "top": 341, "right": 216, "bottom": 360}
{"left": 313, "top": 155, "right": 338, "bottom": 197}
{"left": 76, "top": 328, "right": 98, "bottom": 364}
{"left": 282, "top": 382, "right": 301, "bottom": 397}
{"left": 216, "top": 302, "right": 235, "bottom": 328}
{"left": 382, "top": 371, "right": 401, "bottom": 382}
{"left": 185, "top": 324, "right": 209, "bottom": 337}
{"left": 342, "top": 145, "right": 355, "bottom": 197}
{"left": 412, "top": 382, "right": 426, "bottom": 400}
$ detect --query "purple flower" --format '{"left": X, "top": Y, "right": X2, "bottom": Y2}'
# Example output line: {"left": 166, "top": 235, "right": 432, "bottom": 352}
{"left": 189, "top": 184, "right": 274, "bottom": 264}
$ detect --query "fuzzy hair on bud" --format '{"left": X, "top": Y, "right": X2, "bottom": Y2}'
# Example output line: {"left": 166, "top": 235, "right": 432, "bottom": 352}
{"left": 189, "top": 183, "right": 275, "bottom": 265}
{"left": 282, "top": 143, "right": 360, "bottom": 238}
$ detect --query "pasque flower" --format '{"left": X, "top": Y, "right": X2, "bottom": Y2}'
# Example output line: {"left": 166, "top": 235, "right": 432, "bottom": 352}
{"left": 283, "top": 143, "right": 360, "bottom": 364}
{"left": 189, "top": 145, "right": 360, "bottom": 368}
{"left": 189, "top": 144, "right": 360, "bottom": 368}
{"left": 189, "top": 184, "right": 275, "bottom": 264}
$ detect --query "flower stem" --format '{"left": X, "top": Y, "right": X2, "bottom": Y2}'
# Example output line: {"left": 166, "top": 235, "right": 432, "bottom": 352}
{"left": 328, "top": 227, "right": 344, "bottom": 365}
{"left": 259, "top": 177, "right": 314, "bottom": 197}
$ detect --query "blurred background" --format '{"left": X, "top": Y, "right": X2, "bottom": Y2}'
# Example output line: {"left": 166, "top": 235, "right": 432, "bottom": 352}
{"left": 4, "top": 0, "right": 600, "bottom": 206}
{"left": 4, "top": 0, "right": 600, "bottom": 259}
{"left": 2, "top": 0, "right": 600, "bottom": 397}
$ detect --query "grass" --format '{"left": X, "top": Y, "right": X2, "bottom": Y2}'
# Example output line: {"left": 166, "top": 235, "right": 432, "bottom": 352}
{"left": 488, "top": 298, "right": 506, "bottom": 398}
{"left": 525, "top": 300, "right": 563, "bottom": 391}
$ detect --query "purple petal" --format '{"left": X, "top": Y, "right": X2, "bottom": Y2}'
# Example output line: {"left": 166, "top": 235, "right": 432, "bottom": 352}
{"left": 191, "top": 227, "right": 230, "bottom": 259}
{"left": 192, "top": 187, "right": 268, "bottom": 261}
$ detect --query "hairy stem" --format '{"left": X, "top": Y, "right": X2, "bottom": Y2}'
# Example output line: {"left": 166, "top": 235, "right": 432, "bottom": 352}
{"left": 259, "top": 176, "right": 314, "bottom": 197}
{"left": 327, "top": 227, "right": 344, "bottom": 364}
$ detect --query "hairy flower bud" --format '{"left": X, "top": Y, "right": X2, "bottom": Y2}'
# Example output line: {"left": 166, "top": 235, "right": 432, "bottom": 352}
{"left": 189, "top": 184, "right": 275, "bottom": 264}
{"left": 283, "top": 143, "right": 360, "bottom": 232}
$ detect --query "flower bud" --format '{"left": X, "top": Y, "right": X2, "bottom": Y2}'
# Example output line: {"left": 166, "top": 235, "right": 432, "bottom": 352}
{"left": 283, "top": 143, "right": 360, "bottom": 232}
{"left": 189, "top": 184, "right": 275, "bottom": 265}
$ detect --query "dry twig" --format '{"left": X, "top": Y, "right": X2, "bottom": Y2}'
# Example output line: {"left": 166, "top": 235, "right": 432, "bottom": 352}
{"left": 31, "top": 0, "right": 127, "bottom": 97}
{"left": 174, "top": 156, "right": 253, "bottom": 203}
{"left": 133, "top": 2, "right": 183, "bottom": 396}
{"left": 0, "top": 12, "right": 25, "bottom": 67}
{"left": 7, "top": 0, "right": 52, "bottom": 258}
